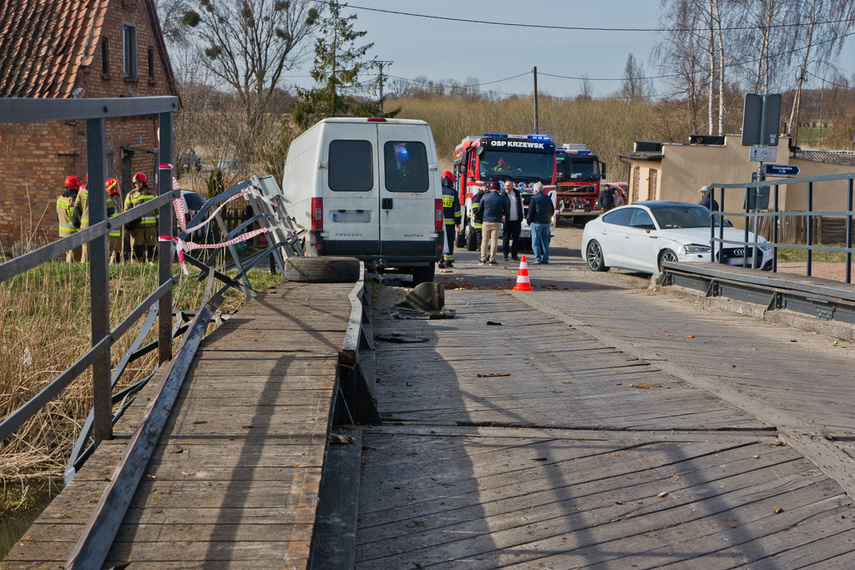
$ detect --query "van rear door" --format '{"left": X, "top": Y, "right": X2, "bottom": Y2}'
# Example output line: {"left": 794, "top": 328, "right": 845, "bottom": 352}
{"left": 323, "top": 123, "right": 381, "bottom": 256}
{"left": 377, "top": 124, "right": 438, "bottom": 257}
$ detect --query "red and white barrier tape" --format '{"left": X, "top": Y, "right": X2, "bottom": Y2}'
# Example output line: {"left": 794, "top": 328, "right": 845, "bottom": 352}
{"left": 160, "top": 226, "right": 275, "bottom": 276}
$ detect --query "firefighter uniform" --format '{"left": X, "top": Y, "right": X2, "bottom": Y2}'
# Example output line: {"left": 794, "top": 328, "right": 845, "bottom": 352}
{"left": 75, "top": 185, "right": 90, "bottom": 262}
{"left": 124, "top": 172, "right": 157, "bottom": 262}
{"left": 440, "top": 172, "right": 461, "bottom": 267}
{"left": 57, "top": 191, "right": 81, "bottom": 262}
{"left": 106, "top": 178, "right": 124, "bottom": 263}
{"left": 471, "top": 187, "right": 486, "bottom": 249}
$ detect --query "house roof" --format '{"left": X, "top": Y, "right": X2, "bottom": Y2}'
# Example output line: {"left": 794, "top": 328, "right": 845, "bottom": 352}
{"left": 793, "top": 149, "right": 855, "bottom": 167}
{"left": 0, "top": 0, "right": 175, "bottom": 98}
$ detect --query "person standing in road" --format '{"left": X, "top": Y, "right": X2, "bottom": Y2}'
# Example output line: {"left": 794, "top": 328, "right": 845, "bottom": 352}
{"left": 502, "top": 180, "right": 523, "bottom": 262}
{"left": 478, "top": 182, "right": 508, "bottom": 265}
{"left": 440, "top": 171, "right": 461, "bottom": 268}
{"left": 698, "top": 185, "right": 719, "bottom": 211}
{"left": 471, "top": 184, "right": 486, "bottom": 249}
{"left": 526, "top": 181, "right": 555, "bottom": 264}
{"left": 57, "top": 175, "right": 82, "bottom": 262}
{"left": 599, "top": 184, "right": 614, "bottom": 212}
{"left": 124, "top": 172, "right": 158, "bottom": 262}
{"left": 612, "top": 186, "right": 626, "bottom": 207}
{"left": 106, "top": 178, "right": 124, "bottom": 263}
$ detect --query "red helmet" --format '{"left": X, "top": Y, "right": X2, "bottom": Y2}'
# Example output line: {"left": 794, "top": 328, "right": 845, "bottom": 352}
{"left": 105, "top": 178, "right": 119, "bottom": 194}
{"left": 65, "top": 175, "right": 83, "bottom": 190}
{"left": 441, "top": 170, "right": 455, "bottom": 183}
{"left": 132, "top": 171, "right": 147, "bottom": 184}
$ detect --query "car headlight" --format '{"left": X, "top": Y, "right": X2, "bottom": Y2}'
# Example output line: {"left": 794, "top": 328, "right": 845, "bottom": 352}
{"left": 683, "top": 244, "right": 711, "bottom": 254}
{"left": 759, "top": 244, "right": 772, "bottom": 252}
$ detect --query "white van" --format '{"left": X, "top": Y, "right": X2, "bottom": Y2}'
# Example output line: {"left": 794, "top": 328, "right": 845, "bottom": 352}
{"left": 282, "top": 117, "right": 443, "bottom": 284}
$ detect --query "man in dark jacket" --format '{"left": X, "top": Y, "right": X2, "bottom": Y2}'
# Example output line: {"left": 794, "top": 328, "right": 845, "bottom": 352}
{"left": 471, "top": 185, "right": 486, "bottom": 249}
{"left": 698, "top": 186, "right": 720, "bottom": 211}
{"left": 478, "top": 182, "right": 508, "bottom": 265}
{"left": 502, "top": 180, "right": 523, "bottom": 262}
{"left": 526, "top": 182, "right": 555, "bottom": 264}
{"left": 599, "top": 185, "right": 615, "bottom": 212}
{"left": 440, "top": 171, "right": 462, "bottom": 267}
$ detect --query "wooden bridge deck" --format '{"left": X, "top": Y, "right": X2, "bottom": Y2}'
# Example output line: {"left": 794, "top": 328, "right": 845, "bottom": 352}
{"left": 357, "top": 279, "right": 855, "bottom": 568}
{"left": 4, "top": 282, "right": 354, "bottom": 569}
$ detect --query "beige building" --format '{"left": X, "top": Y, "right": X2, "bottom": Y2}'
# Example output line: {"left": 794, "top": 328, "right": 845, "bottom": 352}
{"left": 619, "top": 135, "right": 855, "bottom": 222}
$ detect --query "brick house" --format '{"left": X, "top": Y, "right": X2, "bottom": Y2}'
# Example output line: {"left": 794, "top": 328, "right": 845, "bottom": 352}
{"left": 0, "top": 0, "right": 176, "bottom": 248}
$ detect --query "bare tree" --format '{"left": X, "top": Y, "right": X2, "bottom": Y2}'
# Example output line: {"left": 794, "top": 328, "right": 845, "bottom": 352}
{"left": 181, "top": 0, "right": 320, "bottom": 128}
{"left": 154, "top": 0, "right": 191, "bottom": 45}
{"left": 620, "top": 54, "right": 652, "bottom": 101}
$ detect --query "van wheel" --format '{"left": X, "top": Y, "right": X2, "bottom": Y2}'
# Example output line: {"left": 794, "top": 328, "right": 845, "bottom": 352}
{"left": 412, "top": 263, "right": 435, "bottom": 285}
{"left": 466, "top": 230, "right": 478, "bottom": 251}
{"left": 284, "top": 256, "right": 361, "bottom": 283}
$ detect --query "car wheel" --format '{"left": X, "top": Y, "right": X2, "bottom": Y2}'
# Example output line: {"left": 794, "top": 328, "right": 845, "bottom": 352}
{"left": 466, "top": 230, "right": 478, "bottom": 251}
{"left": 284, "top": 256, "right": 361, "bottom": 283}
{"left": 456, "top": 228, "right": 466, "bottom": 248}
{"left": 586, "top": 240, "right": 609, "bottom": 272}
{"left": 658, "top": 249, "right": 678, "bottom": 272}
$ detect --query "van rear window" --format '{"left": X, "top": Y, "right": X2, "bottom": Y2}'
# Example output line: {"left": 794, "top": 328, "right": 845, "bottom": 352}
{"left": 329, "top": 140, "right": 373, "bottom": 191}
{"left": 384, "top": 141, "right": 428, "bottom": 193}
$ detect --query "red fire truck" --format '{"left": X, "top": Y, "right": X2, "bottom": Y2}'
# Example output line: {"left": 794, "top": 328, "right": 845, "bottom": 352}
{"left": 452, "top": 133, "right": 557, "bottom": 250}
{"left": 555, "top": 143, "right": 607, "bottom": 222}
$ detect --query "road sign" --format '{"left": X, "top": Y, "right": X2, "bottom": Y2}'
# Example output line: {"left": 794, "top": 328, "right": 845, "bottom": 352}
{"left": 742, "top": 93, "right": 782, "bottom": 147}
{"left": 749, "top": 146, "right": 777, "bottom": 162}
{"left": 765, "top": 163, "right": 801, "bottom": 177}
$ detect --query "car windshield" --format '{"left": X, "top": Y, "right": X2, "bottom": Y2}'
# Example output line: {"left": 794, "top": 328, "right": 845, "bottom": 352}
{"left": 479, "top": 150, "right": 553, "bottom": 182}
{"left": 651, "top": 205, "right": 716, "bottom": 229}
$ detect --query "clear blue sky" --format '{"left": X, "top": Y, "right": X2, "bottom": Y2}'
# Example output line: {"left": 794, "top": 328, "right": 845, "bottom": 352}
{"left": 292, "top": 1, "right": 855, "bottom": 100}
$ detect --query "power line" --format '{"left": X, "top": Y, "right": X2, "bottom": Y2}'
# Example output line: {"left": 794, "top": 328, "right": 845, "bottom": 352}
{"left": 323, "top": 1, "right": 855, "bottom": 33}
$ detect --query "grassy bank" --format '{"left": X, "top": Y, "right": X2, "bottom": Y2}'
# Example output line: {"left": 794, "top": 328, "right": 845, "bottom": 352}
{"left": 0, "top": 260, "right": 281, "bottom": 483}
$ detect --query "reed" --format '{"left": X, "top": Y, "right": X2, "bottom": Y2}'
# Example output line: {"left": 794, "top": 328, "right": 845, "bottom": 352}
{"left": 0, "top": 261, "right": 281, "bottom": 482}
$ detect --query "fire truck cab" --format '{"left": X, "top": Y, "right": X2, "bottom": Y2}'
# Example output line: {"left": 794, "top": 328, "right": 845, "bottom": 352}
{"left": 555, "top": 144, "right": 607, "bottom": 223}
{"left": 452, "top": 133, "right": 557, "bottom": 251}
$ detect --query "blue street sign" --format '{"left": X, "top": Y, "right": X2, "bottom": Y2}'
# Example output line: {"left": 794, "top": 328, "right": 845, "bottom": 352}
{"left": 764, "top": 164, "right": 801, "bottom": 178}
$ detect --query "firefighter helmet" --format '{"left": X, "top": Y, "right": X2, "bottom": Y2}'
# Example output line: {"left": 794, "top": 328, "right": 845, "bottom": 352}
{"left": 65, "top": 175, "right": 83, "bottom": 190}
{"left": 132, "top": 172, "right": 147, "bottom": 184}
{"left": 105, "top": 178, "right": 119, "bottom": 194}
{"left": 441, "top": 170, "right": 455, "bottom": 183}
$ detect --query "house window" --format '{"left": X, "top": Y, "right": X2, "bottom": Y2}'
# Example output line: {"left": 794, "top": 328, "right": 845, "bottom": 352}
{"left": 147, "top": 47, "right": 154, "bottom": 80}
{"left": 123, "top": 23, "right": 137, "bottom": 78}
{"left": 101, "top": 38, "right": 109, "bottom": 76}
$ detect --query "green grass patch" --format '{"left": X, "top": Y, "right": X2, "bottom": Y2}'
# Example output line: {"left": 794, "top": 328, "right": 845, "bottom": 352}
{"left": 776, "top": 244, "right": 850, "bottom": 262}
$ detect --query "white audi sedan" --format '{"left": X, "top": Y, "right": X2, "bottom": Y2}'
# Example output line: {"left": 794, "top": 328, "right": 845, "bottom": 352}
{"left": 581, "top": 201, "right": 773, "bottom": 274}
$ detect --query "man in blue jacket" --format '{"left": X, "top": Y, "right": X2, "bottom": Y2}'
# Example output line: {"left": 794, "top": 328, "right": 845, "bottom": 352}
{"left": 478, "top": 182, "right": 508, "bottom": 265}
{"left": 526, "top": 182, "right": 555, "bottom": 264}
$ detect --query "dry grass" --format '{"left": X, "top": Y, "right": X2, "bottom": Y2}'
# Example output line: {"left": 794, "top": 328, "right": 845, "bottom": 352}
{"left": 0, "top": 261, "right": 281, "bottom": 482}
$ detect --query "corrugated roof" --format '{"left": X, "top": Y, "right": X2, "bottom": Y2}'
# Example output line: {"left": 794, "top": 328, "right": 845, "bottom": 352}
{"left": 0, "top": 0, "right": 111, "bottom": 98}
{"left": 794, "top": 149, "right": 855, "bottom": 167}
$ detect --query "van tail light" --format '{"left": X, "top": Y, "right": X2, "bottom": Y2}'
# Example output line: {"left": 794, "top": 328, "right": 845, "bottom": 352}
{"left": 311, "top": 197, "right": 323, "bottom": 230}
{"left": 435, "top": 199, "right": 443, "bottom": 231}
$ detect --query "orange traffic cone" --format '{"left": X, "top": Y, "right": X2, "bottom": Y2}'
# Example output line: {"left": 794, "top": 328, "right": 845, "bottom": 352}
{"left": 513, "top": 255, "right": 534, "bottom": 291}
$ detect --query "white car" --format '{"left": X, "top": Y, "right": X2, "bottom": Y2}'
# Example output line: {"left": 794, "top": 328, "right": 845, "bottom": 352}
{"left": 581, "top": 201, "right": 773, "bottom": 274}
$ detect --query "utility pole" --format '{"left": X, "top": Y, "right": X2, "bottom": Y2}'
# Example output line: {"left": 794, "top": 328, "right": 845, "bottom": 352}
{"left": 373, "top": 60, "right": 394, "bottom": 115}
{"left": 533, "top": 66, "right": 539, "bottom": 134}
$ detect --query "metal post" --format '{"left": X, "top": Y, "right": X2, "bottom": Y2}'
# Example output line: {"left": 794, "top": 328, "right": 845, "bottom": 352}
{"left": 158, "top": 111, "right": 174, "bottom": 364}
{"left": 533, "top": 66, "right": 539, "bottom": 134}
{"left": 847, "top": 179, "right": 853, "bottom": 284}
{"left": 773, "top": 184, "right": 779, "bottom": 273}
{"left": 807, "top": 181, "right": 813, "bottom": 277}
{"left": 87, "top": 118, "right": 112, "bottom": 442}
{"left": 718, "top": 186, "right": 725, "bottom": 265}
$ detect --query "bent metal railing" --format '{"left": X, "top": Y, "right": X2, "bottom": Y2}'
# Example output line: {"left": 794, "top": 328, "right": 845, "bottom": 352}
{"left": 707, "top": 171, "right": 855, "bottom": 283}
{"left": 0, "top": 97, "right": 180, "bottom": 451}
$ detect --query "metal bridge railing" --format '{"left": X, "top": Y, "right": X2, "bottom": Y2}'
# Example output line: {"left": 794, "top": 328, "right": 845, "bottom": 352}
{"left": 0, "top": 97, "right": 179, "bottom": 449}
{"left": 708, "top": 171, "right": 855, "bottom": 283}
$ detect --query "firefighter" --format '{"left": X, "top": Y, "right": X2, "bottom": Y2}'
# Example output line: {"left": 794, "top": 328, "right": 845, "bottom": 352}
{"left": 57, "top": 175, "right": 82, "bottom": 262}
{"left": 74, "top": 178, "right": 90, "bottom": 262}
{"left": 471, "top": 183, "right": 488, "bottom": 249}
{"left": 105, "top": 178, "right": 124, "bottom": 263}
{"left": 124, "top": 172, "right": 157, "bottom": 262}
{"left": 439, "top": 171, "right": 461, "bottom": 268}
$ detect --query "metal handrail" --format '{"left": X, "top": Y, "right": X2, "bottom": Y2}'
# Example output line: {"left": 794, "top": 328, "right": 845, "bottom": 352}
{"left": 708, "top": 171, "right": 855, "bottom": 283}
{"left": 0, "top": 96, "right": 178, "bottom": 445}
